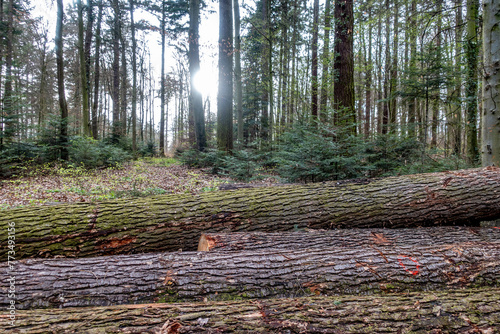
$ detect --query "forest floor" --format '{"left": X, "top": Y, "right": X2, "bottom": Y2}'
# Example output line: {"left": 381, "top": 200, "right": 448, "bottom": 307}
{"left": 0, "top": 158, "right": 275, "bottom": 209}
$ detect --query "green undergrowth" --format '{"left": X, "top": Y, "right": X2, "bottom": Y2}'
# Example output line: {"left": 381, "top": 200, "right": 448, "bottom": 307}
{"left": 179, "top": 126, "right": 476, "bottom": 183}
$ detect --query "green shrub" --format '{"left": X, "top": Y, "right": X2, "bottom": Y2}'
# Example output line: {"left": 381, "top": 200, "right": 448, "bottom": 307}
{"left": 275, "top": 125, "right": 367, "bottom": 183}
{"left": 68, "top": 136, "right": 131, "bottom": 168}
{"left": 221, "top": 149, "right": 261, "bottom": 181}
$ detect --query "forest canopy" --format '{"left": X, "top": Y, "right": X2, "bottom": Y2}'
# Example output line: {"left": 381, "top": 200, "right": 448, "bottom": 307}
{"left": 0, "top": 0, "right": 498, "bottom": 181}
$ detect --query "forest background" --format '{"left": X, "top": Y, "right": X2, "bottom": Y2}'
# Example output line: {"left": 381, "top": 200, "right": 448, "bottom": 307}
{"left": 0, "top": 0, "right": 498, "bottom": 187}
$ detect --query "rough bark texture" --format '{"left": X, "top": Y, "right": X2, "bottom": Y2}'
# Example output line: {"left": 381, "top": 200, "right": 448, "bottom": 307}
{"left": 198, "top": 226, "right": 500, "bottom": 251}
{"left": 216, "top": 0, "right": 233, "bottom": 152}
{"left": 6, "top": 288, "right": 500, "bottom": 333}
{"left": 2, "top": 242, "right": 499, "bottom": 309}
{"left": 481, "top": 0, "right": 500, "bottom": 167}
{"left": 2, "top": 167, "right": 500, "bottom": 260}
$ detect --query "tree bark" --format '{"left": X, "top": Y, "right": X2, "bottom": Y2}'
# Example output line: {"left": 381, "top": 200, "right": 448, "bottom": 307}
{"left": 481, "top": 0, "right": 500, "bottom": 167}
{"left": 91, "top": 0, "right": 103, "bottom": 140}
{"left": 333, "top": 0, "right": 355, "bottom": 134}
{"left": 217, "top": 0, "right": 233, "bottom": 152}
{"left": 8, "top": 288, "right": 500, "bottom": 333}
{"left": 189, "top": 0, "right": 206, "bottom": 151}
{"left": 198, "top": 226, "right": 500, "bottom": 251}
{"left": 130, "top": 0, "right": 137, "bottom": 153}
{"left": 234, "top": 0, "right": 243, "bottom": 145}
{"left": 465, "top": 0, "right": 479, "bottom": 164}
{"left": 111, "top": 0, "right": 121, "bottom": 142}
{"left": 2, "top": 167, "right": 500, "bottom": 260}
{"left": 2, "top": 241, "right": 500, "bottom": 309}
{"left": 77, "top": 0, "right": 91, "bottom": 137}
{"left": 56, "top": 0, "right": 69, "bottom": 160}
{"left": 310, "top": 0, "right": 319, "bottom": 120}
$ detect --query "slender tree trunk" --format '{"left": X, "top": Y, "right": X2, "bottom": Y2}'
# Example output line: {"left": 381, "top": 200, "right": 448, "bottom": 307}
{"left": 333, "top": 0, "right": 355, "bottom": 135}
{"left": 364, "top": 4, "right": 373, "bottom": 139}
{"left": 260, "top": 0, "right": 270, "bottom": 142}
{"left": 408, "top": 0, "right": 417, "bottom": 138}
{"left": 160, "top": 4, "right": 166, "bottom": 155}
{"left": 189, "top": 0, "right": 206, "bottom": 151}
{"left": 319, "top": 0, "right": 332, "bottom": 124}
{"left": 56, "top": 0, "right": 68, "bottom": 160}
{"left": 466, "top": 0, "right": 479, "bottom": 163}
{"left": 431, "top": 0, "right": 442, "bottom": 149}
{"left": 111, "top": 0, "right": 121, "bottom": 142}
{"left": 3, "top": 242, "right": 500, "bottom": 309}
{"left": 390, "top": 0, "right": 398, "bottom": 134}
{"left": 3, "top": 167, "right": 500, "bottom": 260}
{"left": 453, "top": 0, "right": 463, "bottom": 155}
{"left": 234, "top": 0, "right": 243, "bottom": 145}
{"left": 310, "top": 0, "right": 319, "bottom": 121}
{"left": 129, "top": 0, "right": 137, "bottom": 152}
{"left": 120, "top": 34, "right": 127, "bottom": 137}
{"left": 217, "top": 0, "right": 233, "bottom": 152}
{"left": 84, "top": 0, "right": 94, "bottom": 107}
{"left": 481, "top": 0, "right": 500, "bottom": 167}
{"left": 2, "top": 0, "right": 14, "bottom": 143}
{"left": 382, "top": 0, "right": 391, "bottom": 134}
{"left": 91, "top": 0, "right": 103, "bottom": 140}
{"left": 77, "top": 0, "right": 91, "bottom": 137}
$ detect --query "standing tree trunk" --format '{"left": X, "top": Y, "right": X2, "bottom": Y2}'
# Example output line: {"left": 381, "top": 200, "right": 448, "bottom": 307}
{"left": 310, "top": 0, "right": 319, "bottom": 121}
{"left": 160, "top": 3, "right": 166, "bottom": 155}
{"left": 465, "top": 0, "right": 479, "bottom": 163}
{"left": 364, "top": 4, "right": 373, "bottom": 139}
{"left": 234, "top": 0, "right": 243, "bottom": 145}
{"left": 431, "top": 0, "right": 442, "bottom": 149}
{"left": 2, "top": 167, "right": 500, "bottom": 260}
{"left": 56, "top": 0, "right": 69, "bottom": 160}
{"left": 111, "top": 0, "right": 121, "bottom": 142}
{"left": 390, "top": 0, "right": 399, "bottom": 134}
{"left": 481, "top": 0, "right": 500, "bottom": 167}
{"left": 217, "top": 0, "right": 233, "bottom": 152}
{"left": 407, "top": 0, "right": 417, "bottom": 138}
{"left": 260, "top": 0, "right": 270, "bottom": 142}
{"left": 382, "top": 0, "right": 391, "bottom": 134}
{"left": 2, "top": 0, "right": 14, "bottom": 144}
{"left": 77, "top": 0, "right": 91, "bottom": 137}
{"left": 189, "top": 0, "right": 206, "bottom": 151}
{"left": 91, "top": 0, "right": 103, "bottom": 140}
{"left": 334, "top": 0, "right": 355, "bottom": 135}
{"left": 319, "top": 0, "right": 332, "bottom": 124}
{"left": 120, "top": 34, "right": 128, "bottom": 137}
{"left": 129, "top": 0, "right": 137, "bottom": 153}
{"left": 452, "top": 0, "right": 463, "bottom": 155}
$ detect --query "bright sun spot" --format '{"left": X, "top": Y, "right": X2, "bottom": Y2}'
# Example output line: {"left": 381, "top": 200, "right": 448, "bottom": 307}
{"left": 193, "top": 70, "right": 217, "bottom": 97}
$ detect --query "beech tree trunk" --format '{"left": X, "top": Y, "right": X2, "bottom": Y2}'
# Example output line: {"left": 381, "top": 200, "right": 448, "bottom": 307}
{"left": 2, "top": 167, "right": 500, "bottom": 260}
{"left": 198, "top": 226, "right": 500, "bottom": 251}
{"left": 7, "top": 289, "right": 500, "bottom": 333}
{"left": 2, "top": 242, "right": 499, "bottom": 309}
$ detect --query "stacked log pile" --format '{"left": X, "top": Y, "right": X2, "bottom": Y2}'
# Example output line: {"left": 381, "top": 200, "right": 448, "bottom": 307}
{"left": 2, "top": 167, "right": 500, "bottom": 333}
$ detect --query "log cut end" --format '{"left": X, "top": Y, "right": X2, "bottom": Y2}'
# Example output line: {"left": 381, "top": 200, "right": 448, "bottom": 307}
{"left": 198, "top": 234, "right": 216, "bottom": 251}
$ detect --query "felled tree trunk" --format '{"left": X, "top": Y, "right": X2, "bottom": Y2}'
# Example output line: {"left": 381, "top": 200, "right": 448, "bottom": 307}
{"left": 9, "top": 288, "right": 500, "bottom": 333}
{"left": 198, "top": 226, "right": 500, "bottom": 251}
{"left": 2, "top": 167, "right": 500, "bottom": 260}
{"left": 3, "top": 242, "right": 499, "bottom": 309}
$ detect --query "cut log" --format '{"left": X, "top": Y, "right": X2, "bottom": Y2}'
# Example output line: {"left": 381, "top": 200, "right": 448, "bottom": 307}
{"left": 2, "top": 167, "right": 500, "bottom": 260}
{"left": 2, "top": 242, "right": 499, "bottom": 309}
{"left": 198, "top": 226, "right": 500, "bottom": 251}
{"left": 6, "top": 288, "right": 500, "bottom": 333}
